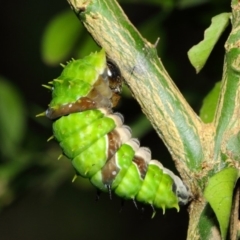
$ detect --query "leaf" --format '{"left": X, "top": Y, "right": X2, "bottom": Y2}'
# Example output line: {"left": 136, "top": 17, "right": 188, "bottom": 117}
{"left": 204, "top": 168, "right": 239, "bottom": 240}
{"left": 188, "top": 13, "right": 230, "bottom": 73}
{"left": 0, "top": 77, "right": 26, "bottom": 159}
{"left": 41, "top": 10, "right": 81, "bottom": 65}
{"left": 200, "top": 81, "right": 221, "bottom": 123}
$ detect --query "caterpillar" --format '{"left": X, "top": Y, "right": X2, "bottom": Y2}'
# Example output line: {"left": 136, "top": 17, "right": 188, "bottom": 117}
{"left": 39, "top": 49, "right": 190, "bottom": 214}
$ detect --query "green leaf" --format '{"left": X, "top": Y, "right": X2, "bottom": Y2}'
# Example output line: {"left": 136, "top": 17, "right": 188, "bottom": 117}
{"left": 41, "top": 10, "right": 81, "bottom": 65}
{"left": 200, "top": 81, "right": 221, "bottom": 123}
{"left": 188, "top": 13, "right": 230, "bottom": 73}
{"left": 0, "top": 77, "right": 26, "bottom": 159}
{"left": 204, "top": 168, "right": 239, "bottom": 240}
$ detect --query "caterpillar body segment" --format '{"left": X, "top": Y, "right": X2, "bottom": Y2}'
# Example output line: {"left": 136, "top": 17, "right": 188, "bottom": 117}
{"left": 45, "top": 49, "right": 122, "bottom": 120}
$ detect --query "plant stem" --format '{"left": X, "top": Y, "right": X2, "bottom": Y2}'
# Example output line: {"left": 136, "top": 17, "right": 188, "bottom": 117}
{"left": 67, "top": 0, "right": 205, "bottom": 182}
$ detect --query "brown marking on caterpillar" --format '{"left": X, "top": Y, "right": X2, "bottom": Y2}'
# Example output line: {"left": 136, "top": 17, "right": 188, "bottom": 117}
{"left": 107, "top": 130, "right": 122, "bottom": 159}
{"left": 133, "top": 147, "right": 151, "bottom": 179}
{"left": 99, "top": 130, "right": 123, "bottom": 185}
{"left": 101, "top": 155, "right": 120, "bottom": 185}
{"left": 46, "top": 72, "right": 120, "bottom": 119}
{"left": 46, "top": 97, "right": 98, "bottom": 119}
{"left": 46, "top": 83, "right": 113, "bottom": 120}
{"left": 133, "top": 155, "right": 148, "bottom": 179}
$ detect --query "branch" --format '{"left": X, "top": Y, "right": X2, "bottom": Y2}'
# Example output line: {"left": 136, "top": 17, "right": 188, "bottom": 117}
{"left": 65, "top": 0, "right": 240, "bottom": 239}
{"left": 67, "top": 0, "right": 205, "bottom": 184}
{"left": 213, "top": 1, "right": 240, "bottom": 168}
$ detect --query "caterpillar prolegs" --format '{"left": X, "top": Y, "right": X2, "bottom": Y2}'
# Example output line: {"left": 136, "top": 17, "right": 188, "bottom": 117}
{"left": 40, "top": 49, "right": 190, "bottom": 214}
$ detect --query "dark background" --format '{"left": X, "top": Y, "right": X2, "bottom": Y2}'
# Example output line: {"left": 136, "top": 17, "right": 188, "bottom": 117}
{"left": 0, "top": 0, "right": 230, "bottom": 239}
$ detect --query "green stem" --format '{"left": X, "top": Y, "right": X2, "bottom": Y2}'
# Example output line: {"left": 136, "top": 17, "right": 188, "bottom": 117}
{"left": 67, "top": 0, "right": 205, "bottom": 179}
{"left": 213, "top": 2, "right": 240, "bottom": 168}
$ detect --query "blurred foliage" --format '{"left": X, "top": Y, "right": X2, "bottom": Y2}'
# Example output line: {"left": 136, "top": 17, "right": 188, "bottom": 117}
{"left": 41, "top": 10, "right": 82, "bottom": 65}
{"left": 0, "top": 0, "right": 230, "bottom": 239}
{"left": 0, "top": 78, "right": 26, "bottom": 159}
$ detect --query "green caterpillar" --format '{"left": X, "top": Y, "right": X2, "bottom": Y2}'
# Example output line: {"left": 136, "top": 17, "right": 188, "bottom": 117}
{"left": 40, "top": 49, "right": 190, "bottom": 214}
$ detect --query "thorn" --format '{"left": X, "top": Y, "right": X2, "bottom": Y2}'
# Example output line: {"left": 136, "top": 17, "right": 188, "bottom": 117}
{"left": 153, "top": 37, "right": 160, "bottom": 48}
{"left": 72, "top": 174, "right": 77, "bottom": 182}
{"left": 57, "top": 154, "right": 63, "bottom": 160}
{"left": 96, "top": 190, "right": 101, "bottom": 202}
{"left": 175, "top": 203, "right": 180, "bottom": 212}
{"left": 162, "top": 206, "right": 166, "bottom": 215}
{"left": 47, "top": 136, "right": 54, "bottom": 142}
{"left": 53, "top": 79, "right": 63, "bottom": 84}
{"left": 84, "top": 168, "right": 89, "bottom": 175}
{"left": 132, "top": 199, "right": 138, "bottom": 210}
{"left": 69, "top": 80, "right": 75, "bottom": 86}
{"left": 60, "top": 63, "right": 65, "bottom": 68}
{"left": 48, "top": 81, "right": 53, "bottom": 85}
{"left": 42, "top": 84, "right": 52, "bottom": 90}
{"left": 151, "top": 205, "right": 156, "bottom": 218}
{"left": 36, "top": 112, "right": 46, "bottom": 117}
{"left": 106, "top": 184, "right": 112, "bottom": 200}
